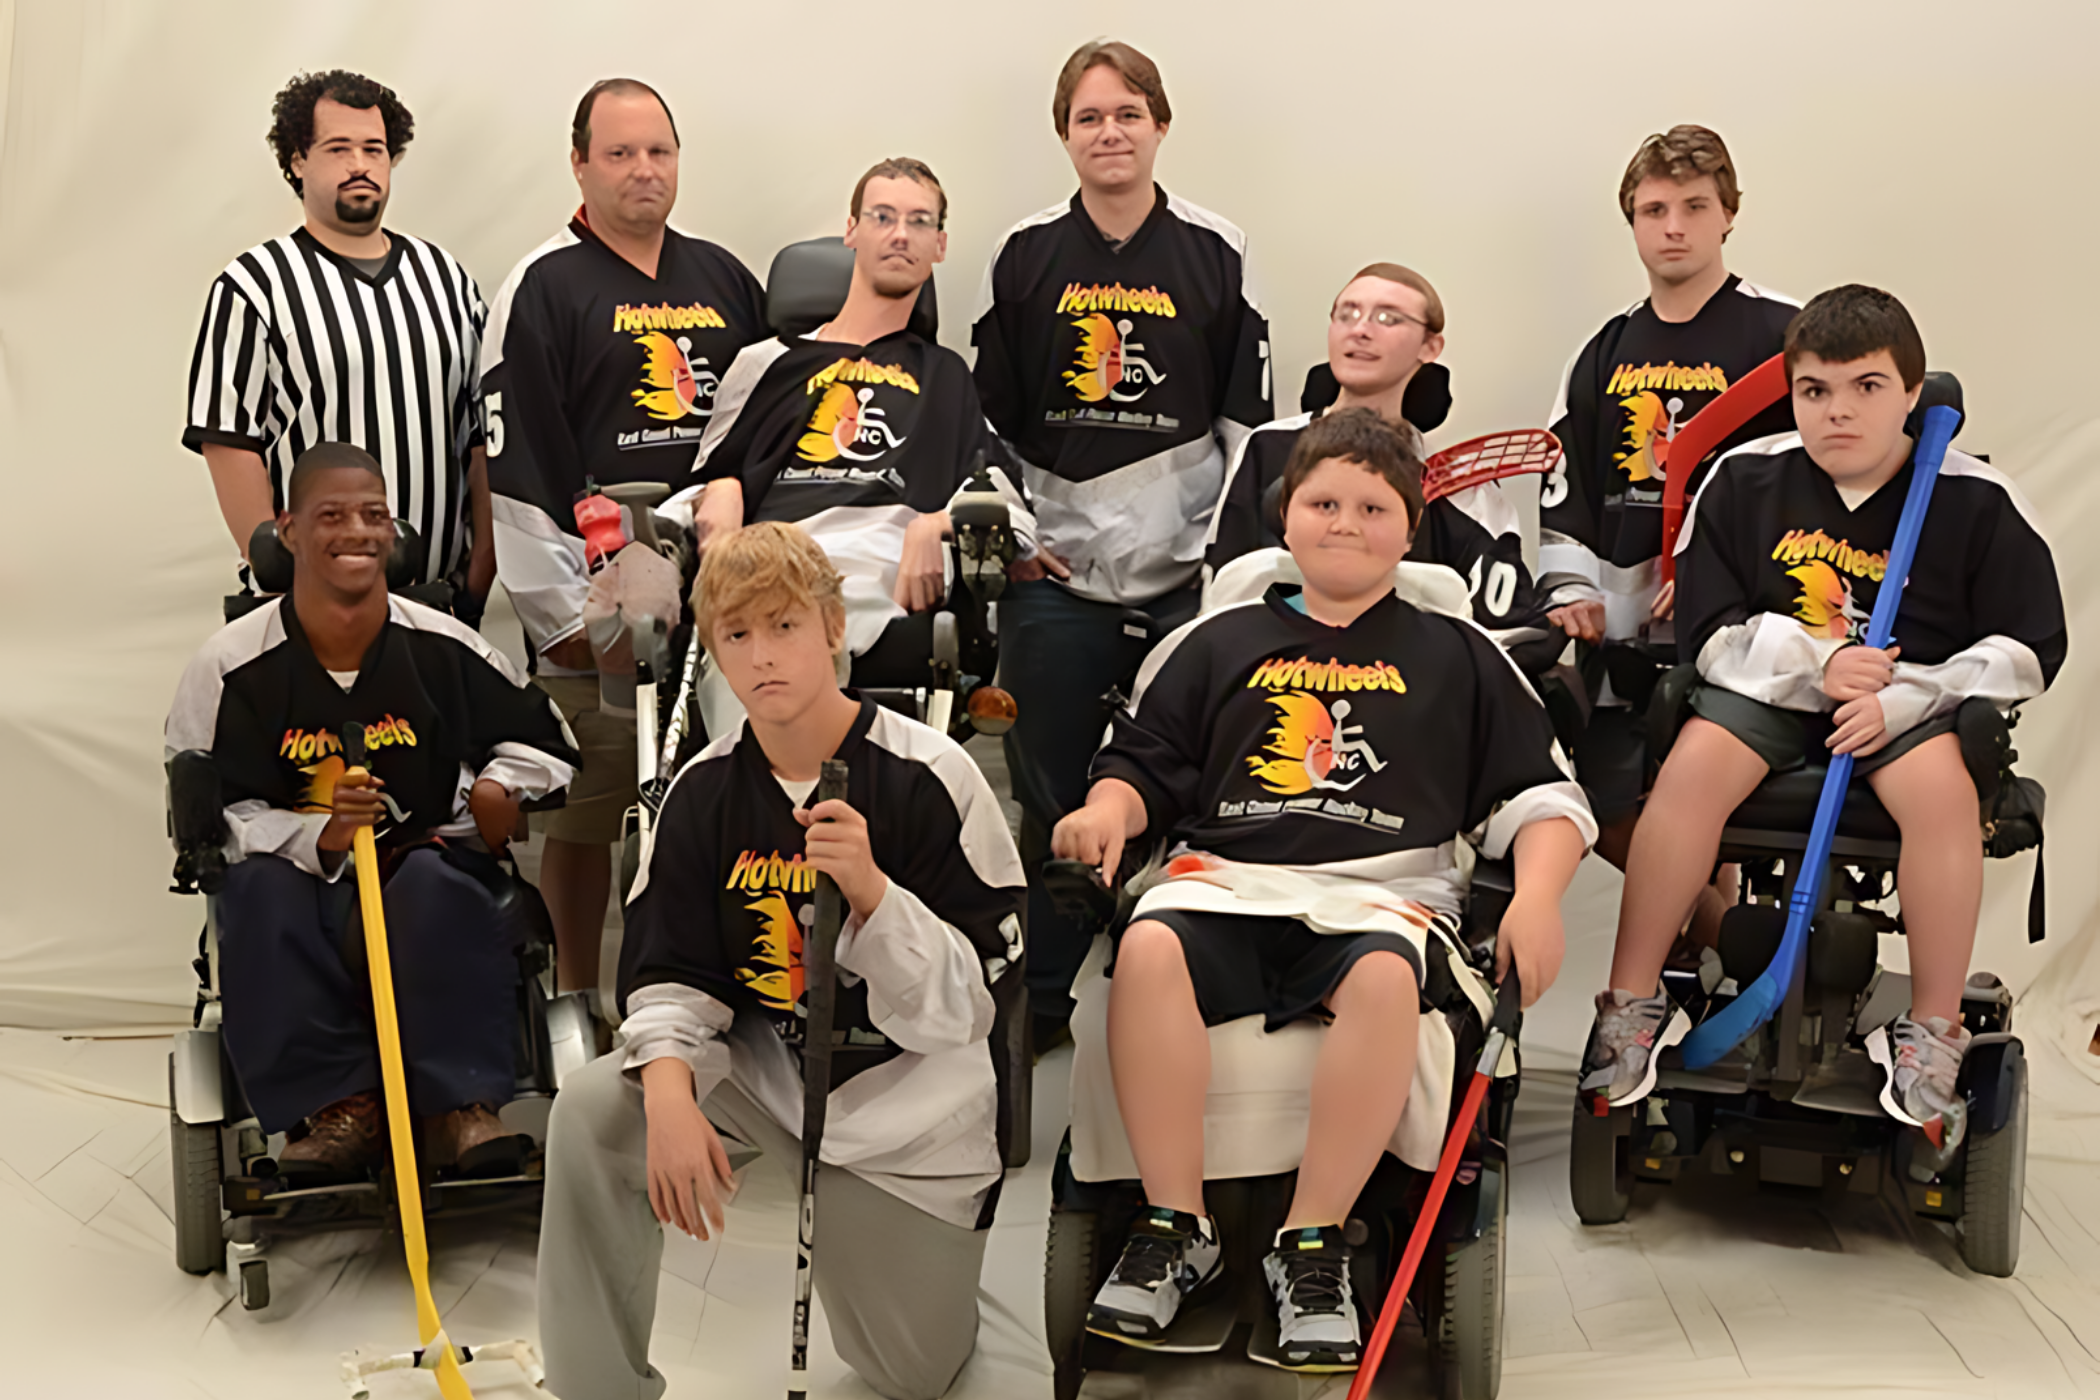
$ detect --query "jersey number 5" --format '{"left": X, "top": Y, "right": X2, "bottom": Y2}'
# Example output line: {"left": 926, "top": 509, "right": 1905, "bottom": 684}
{"left": 484, "top": 392, "right": 505, "bottom": 458}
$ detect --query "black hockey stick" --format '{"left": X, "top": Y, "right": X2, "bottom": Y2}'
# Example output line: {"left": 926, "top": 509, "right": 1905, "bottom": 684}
{"left": 787, "top": 758, "right": 850, "bottom": 1400}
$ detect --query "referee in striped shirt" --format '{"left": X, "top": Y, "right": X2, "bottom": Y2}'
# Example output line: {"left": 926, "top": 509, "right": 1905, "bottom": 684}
{"left": 184, "top": 70, "right": 493, "bottom": 612}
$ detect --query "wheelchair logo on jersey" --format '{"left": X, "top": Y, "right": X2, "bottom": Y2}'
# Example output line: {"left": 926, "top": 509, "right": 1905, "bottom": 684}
{"left": 630, "top": 331, "right": 721, "bottom": 423}
{"left": 1064, "top": 312, "right": 1168, "bottom": 404}
{"left": 796, "top": 382, "right": 909, "bottom": 466}
{"left": 1246, "top": 692, "right": 1389, "bottom": 796}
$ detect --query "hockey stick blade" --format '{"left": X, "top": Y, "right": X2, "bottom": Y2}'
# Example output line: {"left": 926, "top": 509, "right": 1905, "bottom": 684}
{"left": 1680, "top": 404, "right": 1961, "bottom": 1069}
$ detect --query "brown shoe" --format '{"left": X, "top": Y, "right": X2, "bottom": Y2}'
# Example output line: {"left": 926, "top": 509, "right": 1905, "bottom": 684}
{"left": 427, "top": 1103, "right": 509, "bottom": 1169}
{"left": 279, "top": 1090, "right": 385, "bottom": 1175}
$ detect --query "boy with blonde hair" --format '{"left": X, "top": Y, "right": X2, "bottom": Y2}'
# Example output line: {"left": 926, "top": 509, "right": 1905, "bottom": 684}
{"left": 538, "top": 522, "right": 1026, "bottom": 1400}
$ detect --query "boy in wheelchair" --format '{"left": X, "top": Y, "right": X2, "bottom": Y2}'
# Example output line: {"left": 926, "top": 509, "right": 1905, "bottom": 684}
{"left": 164, "top": 444, "right": 579, "bottom": 1177}
{"left": 1585, "top": 286, "right": 2066, "bottom": 1154}
{"left": 1051, "top": 410, "right": 1591, "bottom": 1370}
{"left": 674, "top": 156, "right": 1032, "bottom": 726}
{"left": 538, "top": 523, "right": 1026, "bottom": 1400}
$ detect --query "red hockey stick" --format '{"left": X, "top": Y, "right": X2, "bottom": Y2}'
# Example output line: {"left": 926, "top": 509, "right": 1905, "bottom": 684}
{"left": 1657, "top": 353, "right": 1788, "bottom": 582}
{"left": 1423, "top": 429, "right": 1561, "bottom": 504}
{"left": 1347, "top": 966, "right": 1522, "bottom": 1400}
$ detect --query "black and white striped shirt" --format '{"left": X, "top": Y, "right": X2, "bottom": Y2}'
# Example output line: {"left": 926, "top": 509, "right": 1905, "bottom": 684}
{"left": 183, "top": 227, "right": 487, "bottom": 583}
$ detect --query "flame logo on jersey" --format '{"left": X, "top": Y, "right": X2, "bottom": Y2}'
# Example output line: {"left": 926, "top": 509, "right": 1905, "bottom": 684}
{"left": 631, "top": 332, "right": 720, "bottom": 421}
{"left": 736, "top": 891, "right": 811, "bottom": 1013}
{"left": 1063, "top": 313, "right": 1167, "bottom": 404}
{"left": 1605, "top": 362, "right": 1727, "bottom": 486}
{"left": 1788, "top": 560, "right": 1868, "bottom": 640}
{"left": 1246, "top": 692, "right": 1389, "bottom": 796}
{"left": 294, "top": 754, "right": 347, "bottom": 814}
{"left": 795, "top": 382, "right": 908, "bottom": 464}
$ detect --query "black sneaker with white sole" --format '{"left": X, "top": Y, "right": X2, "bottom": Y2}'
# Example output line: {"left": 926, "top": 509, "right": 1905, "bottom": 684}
{"left": 1087, "top": 1207, "right": 1223, "bottom": 1345}
{"left": 1255, "top": 1224, "right": 1361, "bottom": 1372}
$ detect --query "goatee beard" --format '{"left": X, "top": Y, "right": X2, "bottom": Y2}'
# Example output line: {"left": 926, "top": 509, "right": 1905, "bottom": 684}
{"left": 334, "top": 190, "right": 383, "bottom": 226}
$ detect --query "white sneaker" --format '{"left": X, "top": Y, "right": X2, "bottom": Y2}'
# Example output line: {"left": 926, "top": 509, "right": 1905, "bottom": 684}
{"left": 1578, "top": 989, "right": 1692, "bottom": 1106}
{"left": 1872, "top": 1014, "right": 1971, "bottom": 1155}
{"left": 1261, "top": 1225, "right": 1360, "bottom": 1371}
{"left": 1088, "top": 1207, "right": 1222, "bottom": 1343}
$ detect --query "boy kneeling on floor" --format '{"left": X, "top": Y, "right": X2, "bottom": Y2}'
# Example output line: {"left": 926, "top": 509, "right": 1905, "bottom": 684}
{"left": 1583, "top": 285, "right": 2066, "bottom": 1154}
{"left": 1051, "top": 408, "right": 1594, "bottom": 1371}
{"left": 537, "top": 522, "right": 1027, "bottom": 1400}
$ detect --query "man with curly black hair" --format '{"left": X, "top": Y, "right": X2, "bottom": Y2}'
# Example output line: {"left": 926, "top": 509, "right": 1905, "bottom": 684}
{"left": 185, "top": 70, "right": 495, "bottom": 615}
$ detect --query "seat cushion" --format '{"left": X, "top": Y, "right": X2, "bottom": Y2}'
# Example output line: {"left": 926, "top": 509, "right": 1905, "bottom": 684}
{"left": 1064, "top": 936, "right": 1456, "bottom": 1184}
{"left": 1726, "top": 766, "right": 1900, "bottom": 842}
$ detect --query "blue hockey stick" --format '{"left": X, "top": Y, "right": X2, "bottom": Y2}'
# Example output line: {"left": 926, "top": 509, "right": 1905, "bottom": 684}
{"left": 1679, "top": 404, "right": 1962, "bottom": 1070}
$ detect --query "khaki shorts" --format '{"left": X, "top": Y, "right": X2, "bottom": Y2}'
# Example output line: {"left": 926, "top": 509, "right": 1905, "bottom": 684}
{"left": 535, "top": 675, "right": 637, "bottom": 845}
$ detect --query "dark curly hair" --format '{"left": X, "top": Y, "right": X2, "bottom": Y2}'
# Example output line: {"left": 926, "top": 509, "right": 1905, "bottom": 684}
{"left": 268, "top": 70, "right": 414, "bottom": 196}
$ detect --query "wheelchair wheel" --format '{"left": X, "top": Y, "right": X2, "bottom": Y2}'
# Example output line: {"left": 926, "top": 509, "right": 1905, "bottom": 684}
{"left": 1569, "top": 1101, "right": 1633, "bottom": 1225}
{"left": 1044, "top": 1206, "right": 1102, "bottom": 1400}
{"left": 169, "top": 1059, "right": 224, "bottom": 1275}
{"left": 1436, "top": 1160, "right": 1507, "bottom": 1400}
{"left": 1958, "top": 1051, "right": 2027, "bottom": 1277}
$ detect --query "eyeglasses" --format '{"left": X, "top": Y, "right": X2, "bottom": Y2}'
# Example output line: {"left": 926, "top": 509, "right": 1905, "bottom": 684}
{"left": 1331, "top": 302, "right": 1428, "bottom": 331}
{"left": 860, "top": 206, "right": 941, "bottom": 235}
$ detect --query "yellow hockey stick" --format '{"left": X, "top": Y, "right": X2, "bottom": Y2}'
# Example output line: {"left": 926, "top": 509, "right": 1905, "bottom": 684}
{"left": 342, "top": 722, "right": 474, "bottom": 1400}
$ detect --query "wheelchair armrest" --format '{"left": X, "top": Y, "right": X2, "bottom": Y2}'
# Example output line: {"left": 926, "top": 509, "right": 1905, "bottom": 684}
{"left": 167, "top": 750, "right": 229, "bottom": 896}
{"left": 1042, "top": 859, "right": 1118, "bottom": 933}
{"left": 1466, "top": 856, "right": 1514, "bottom": 961}
{"left": 1645, "top": 663, "right": 1701, "bottom": 775}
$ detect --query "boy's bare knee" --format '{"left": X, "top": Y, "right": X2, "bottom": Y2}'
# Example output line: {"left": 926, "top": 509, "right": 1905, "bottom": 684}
{"left": 1328, "top": 949, "right": 1418, "bottom": 1011}
{"left": 1114, "top": 919, "right": 1189, "bottom": 981}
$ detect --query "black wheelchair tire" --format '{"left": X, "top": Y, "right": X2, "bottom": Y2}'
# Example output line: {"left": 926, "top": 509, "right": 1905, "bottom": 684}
{"left": 1044, "top": 1206, "right": 1101, "bottom": 1400}
{"left": 1437, "top": 1160, "right": 1507, "bottom": 1399}
{"left": 169, "top": 1057, "right": 224, "bottom": 1275}
{"left": 1958, "top": 1052, "right": 2026, "bottom": 1278}
{"left": 1569, "top": 1101, "right": 1634, "bottom": 1225}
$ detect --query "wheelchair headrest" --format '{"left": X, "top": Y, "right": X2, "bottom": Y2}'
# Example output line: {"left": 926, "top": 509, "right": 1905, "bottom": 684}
{"left": 243, "top": 519, "right": 426, "bottom": 595}
{"left": 1297, "top": 361, "right": 1452, "bottom": 433}
{"left": 765, "top": 237, "right": 938, "bottom": 340}
{"left": 1906, "top": 370, "right": 1963, "bottom": 441}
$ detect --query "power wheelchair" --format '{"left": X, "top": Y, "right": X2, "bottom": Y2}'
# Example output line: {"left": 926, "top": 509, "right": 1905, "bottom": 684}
{"left": 165, "top": 578, "right": 596, "bottom": 1312}
{"left": 1038, "top": 562, "right": 1531, "bottom": 1400}
{"left": 607, "top": 234, "right": 1032, "bottom": 1168}
{"left": 1568, "top": 374, "right": 2047, "bottom": 1279}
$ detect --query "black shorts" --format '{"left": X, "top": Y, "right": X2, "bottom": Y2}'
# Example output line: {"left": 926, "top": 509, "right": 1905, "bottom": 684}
{"left": 1110, "top": 910, "right": 1423, "bottom": 1032}
{"left": 1687, "top": 684, "right": 1960, "bottom": 776}
{"left": 1573, "top": 705, "right": 1647, "bottom": 827}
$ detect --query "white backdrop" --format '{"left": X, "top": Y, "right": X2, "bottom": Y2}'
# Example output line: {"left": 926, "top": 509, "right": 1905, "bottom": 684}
{"left": 1, "top": 0, "right": 2093, "bottom": 1050}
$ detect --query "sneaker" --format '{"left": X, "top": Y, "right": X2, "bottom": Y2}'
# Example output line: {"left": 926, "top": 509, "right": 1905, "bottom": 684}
{"left": 1578, "top": 989, "right": 1691, "bottom": 1107}
{"left": 1873, "top": 1015, "right": 1972, "bottom": 1158}
{"left": 1087, "top": 1207, "right": 1222, "bottom": 1343}
{"left": 1261, "top": 1225, "right": 1360, "bottom": 1371}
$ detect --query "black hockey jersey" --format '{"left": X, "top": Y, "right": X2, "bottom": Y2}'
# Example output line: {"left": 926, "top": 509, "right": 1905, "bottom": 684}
{"left": 620, "top": 698, "right": 1025, "bottom": 1042}
{"left": 1204, "top": 413, "right": 1552, "bottom": 645}
{"left": 1540, "top": 276, "right": 1798, "bottom": 633}
{"left": 699, "top": 329, "right": 1013, "bottom": 521}
{"left": 164, "top": 595, "right": 579, "bottom": 875}
{"left": 481, "top": 216, "right": 768, "bottom": 654}
{"left": 971, "top": 187, "right": 1271, "bottom": 603}
{"left": 1677, "top": 436, "right": 2066, "bottom": 732}
{"left": 1093, "top": 586, "right": 1590, "bottom": 910}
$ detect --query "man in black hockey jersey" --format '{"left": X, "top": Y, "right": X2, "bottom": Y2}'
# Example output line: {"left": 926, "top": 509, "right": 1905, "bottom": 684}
{"left": 482, "top": 78, "right": 769, "bottom": 993}
{"left": 538, "top": 523, "right": 1026, "bottom": 1400}
{"left": 1054, "top": 411, "right": 1591, "bottom": 1371}
{"left": 1206, "top": 262, "right": 1557, "bottom": 672}
{"left": 679, "top": 157, "right": 1033, "bottom": 728}
{"left": 165, "top": 444, "right": 578, "bottom": 1176}
{"left": 1585, "top": 286, "right": 2065, "bottom": 1154}
{"left": 973, "top": 39, "right": 1272, "bottom": 1038}
{"left": 1538, "top": 124, "right": 1799, "bottom": 946}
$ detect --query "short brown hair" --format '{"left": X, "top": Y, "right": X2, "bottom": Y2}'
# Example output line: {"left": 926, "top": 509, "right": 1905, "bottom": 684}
{"left": 1052, "top": 40, "right": 1171, "bottom": 138}
{"left": 850, "top": 156, "right": 948, "bottom": 230}
{"left": 1784, "top": 285, "right": 1926, "bottom": 391}
{"left": 1618, "top": 124, "right": 1740, "bottom": 223}
{"left": 1280, "top": 408, "right": 1425, "bottom": 528}
{"left": 572, "top": 78, "right": 679, "bottom": 161}
{"left": 1338, "top": 263, "right": 1446, "bottom": 337}
{"left": 693, "top": 522, "right": 846, "bottom": 652}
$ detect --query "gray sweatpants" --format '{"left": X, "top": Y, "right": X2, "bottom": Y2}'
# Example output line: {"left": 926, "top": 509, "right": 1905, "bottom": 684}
{"left": 537, "top": 1053, "right": 989, "bottom": 1400}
